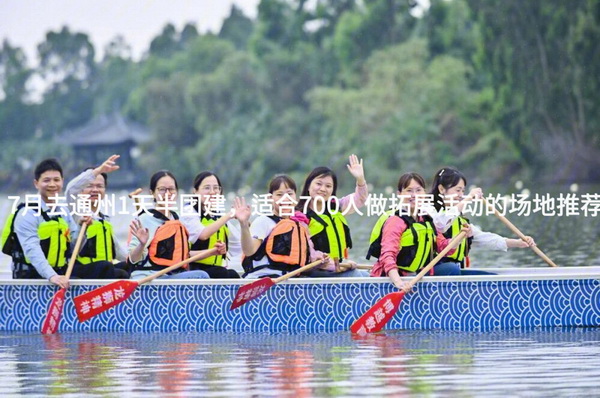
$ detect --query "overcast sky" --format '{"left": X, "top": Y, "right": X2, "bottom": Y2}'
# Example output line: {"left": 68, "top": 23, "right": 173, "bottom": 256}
{"left": 0, "top": 0, "right": 260, "bottom": 63}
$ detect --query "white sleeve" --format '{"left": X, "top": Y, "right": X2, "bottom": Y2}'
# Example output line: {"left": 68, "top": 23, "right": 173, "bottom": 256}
{"left": 113, "top": 236, "right": 128, "bottom": 261}
{"left": 249, "top": 216, "right": 274, "bottom": 241}
{"left": 179, "top": 205, "right": 205, "bottom": 243}
{"left": 65, "top": 169, "right": 96, "bottom": 202}
{"left": 226, "top": 221, "right": 243, "bottom": 270}
{"left": 471, "top": 224, "right": 508, "bottom": 251}
{"left": 128, "top": 213, "right": 159, "bottom": 262}
{"left": 422, "top": 205, "right": 456, "bottom": 233}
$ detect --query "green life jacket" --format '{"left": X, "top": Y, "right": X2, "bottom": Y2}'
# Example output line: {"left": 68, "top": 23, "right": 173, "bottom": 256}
{"left": 77, "top": 215, "right": 116, "bottom": 264}
{"left": 366, "top": 210, "right": 437, "bottom": 273}
{"left": 442, "top": 215, "right": 473, "bottom": 267}
{"left": 306, "top": 208, "right": 352, "bottom": 260}
{"left": 1, "top": 203, "right": 70, "bottom": 270}
{"left": 1, "top": 203, "right": 26, "bottom": 257}
{"left": 190, "top": 214, "right": 229, "bottom": 266}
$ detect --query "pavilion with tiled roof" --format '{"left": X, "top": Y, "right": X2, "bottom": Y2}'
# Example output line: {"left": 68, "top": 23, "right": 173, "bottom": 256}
{"left": 60, "top": 113, "right": 150, "bottom": 188}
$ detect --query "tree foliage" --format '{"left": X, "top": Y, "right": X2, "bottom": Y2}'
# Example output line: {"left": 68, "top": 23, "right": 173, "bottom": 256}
{"left": 0, "top": 0, "right": 598, "bottom": 190}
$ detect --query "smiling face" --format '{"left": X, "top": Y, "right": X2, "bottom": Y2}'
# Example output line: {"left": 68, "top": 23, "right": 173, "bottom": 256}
{"left": 308, "top": 175, "right": 335, "bottom": 204}
{"left": 193, "top": 175, "right": 222, "bottom": 209}
{"left": 82, "top": 174, "right": 106, "bottom": 207}
{"left": 152, "top": 175, "right": 178, "bottom": 204}
{"left": 439, "top": 178, "right": 466, "bottom": 203}
{"left": 34, "top": 170, "right": 63, "bottom": 203}
{"left": 398, "top": 178, "right": 425, "bottom": 213}
{"left": 271, "top": 183, "right": 297, "bottom": 217}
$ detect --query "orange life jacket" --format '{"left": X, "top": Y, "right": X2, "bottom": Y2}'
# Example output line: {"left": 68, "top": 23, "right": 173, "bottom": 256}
{"left": 242, "top": 215, "right": 311, "bottom": 275}
{"left": 147, "top": 210, "right": 189, "bottom": 269}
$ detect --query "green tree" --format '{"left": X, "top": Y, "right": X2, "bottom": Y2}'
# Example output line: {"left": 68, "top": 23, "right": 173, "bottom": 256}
{"left": 332, "top": 0, "right": 415, "bottom": 83}
{"left": 36, "top": 26, "right": 97, "bottom": 135}
{"left": 421, "top": 0, "right": 480, "bottom": 63}
{"left": 149, "top": 23, "right": 178, "bottom": 57}
{"left": 94, "top": 36, "right": 138, "bottom": 114}
{"left": 0, "top": 40, "right": 36, "bottom": 141}
{"left": 468, "top": 0, "right": 600, "bottom": 180}
{"left": 307, "top": 39, "right": 519, "bottom": 186}
{"left": 219, "top": 5, "right": 255, "bottom": 49}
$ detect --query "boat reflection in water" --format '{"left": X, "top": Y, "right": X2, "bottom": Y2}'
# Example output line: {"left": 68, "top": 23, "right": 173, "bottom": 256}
{"left": 1, "top": 328, "right": 599, "bottom": 396}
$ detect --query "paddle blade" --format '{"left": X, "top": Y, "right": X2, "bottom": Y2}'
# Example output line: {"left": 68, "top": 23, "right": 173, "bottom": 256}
{"left": 350, "top": 292, "right": 405, "bottom": 335}
{"left": 230, "top": 278, "right": 274, "bottom": 310}
{"left": 41, "top": 288, "right": 66, "bottom": 335}
{"left": 73, "top": 280, "right": 139, "bottom": 322}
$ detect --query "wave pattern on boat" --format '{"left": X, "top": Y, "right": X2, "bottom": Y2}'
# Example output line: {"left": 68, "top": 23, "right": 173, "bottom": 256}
{"left": 1, "top": 269, "right": 599, "bottom": 333}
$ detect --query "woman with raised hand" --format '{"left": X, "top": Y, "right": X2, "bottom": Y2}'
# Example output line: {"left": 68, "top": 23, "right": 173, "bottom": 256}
{"left": 180, "top": 171, "right": 240, "bottom": 278}
{"left": 428, "top": 167, "right": 535, "bottom": 275}
{"left": 296, "top": 154, "right": 369, "bottom": 277}
{"left": 128, "top": 170, "right": 223, "bottom": 280}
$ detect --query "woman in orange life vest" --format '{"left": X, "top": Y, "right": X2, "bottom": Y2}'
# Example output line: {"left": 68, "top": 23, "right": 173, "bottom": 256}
{"left": 128, "top": 170, "right": 224, "bottom": 280}
{"left": 234, "top": 175, "right": 329, "bottom": 279}
{"left": 180, "top": 171, "right": 240, "bottom": 278}
{"left": 428, "top": 167, "right": 536, "bottom": 275}
{"left": 369, "top": 172, "right": 471, "bottom": 292}
{"left": 296, "top": 154, "right": 369, "bottom": 277}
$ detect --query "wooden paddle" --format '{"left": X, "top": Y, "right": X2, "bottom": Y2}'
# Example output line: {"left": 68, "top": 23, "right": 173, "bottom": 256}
{"left": 230, "top": 259, "right": 325, "bottom": 310}
{"left": 128, "top": 188, "right": 143, "bottom": 213}
{"left": 350, "top": 231, "right": 467, "bottom": 335}
{"left": 73, "top": 250, "right": 215, "bottom": 322}
{"left": 483, "top": 197, "right": 558, "bottom": 267}
{"left": 41, "top": 222, "right": 88, "bottom": 334}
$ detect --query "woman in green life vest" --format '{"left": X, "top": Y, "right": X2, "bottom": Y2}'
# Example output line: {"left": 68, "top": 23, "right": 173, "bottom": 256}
{"left": 429, "top": 167, "right": 536, "bottom": 275}
{"left": 180, "top": 171, "right": 240, "bottom": 278}
{"left": 296, "top": 154, "right": 369, "bottom": 277}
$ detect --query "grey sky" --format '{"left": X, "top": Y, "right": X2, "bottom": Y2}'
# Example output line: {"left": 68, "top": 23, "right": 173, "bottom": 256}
{"left": 0, "top": 0, "right": 259, "bottom": 63}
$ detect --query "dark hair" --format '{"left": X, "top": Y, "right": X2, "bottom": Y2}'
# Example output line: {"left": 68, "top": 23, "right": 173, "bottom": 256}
{"left": 397, "top": 172, "right": 426, "bottom": 192}
{"left": 34, "top": 158, "right": 63, "bottom": 180}
{"left": 83, "top": 167, "right": 108, "bottom": 185}
{"left": 192, "top": 171, "right": 223, "bottom": 194}
{"left": 297, "top": 166, "right": 337, "bottom": 210}
{"left": 268, "top": 174, "right": 297, "bottom": 194}
{"left": 149, "top": 170, "right": 178, "bottom": 192}
{"left": 430, "top": 167, "right": 467, "bottom": 211}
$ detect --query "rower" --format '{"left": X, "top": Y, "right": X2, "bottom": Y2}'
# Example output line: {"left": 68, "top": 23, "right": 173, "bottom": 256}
{"left": 296, "top": 154, "right": 369, "bottom": 277}
{"left": 64, "top": 154, "right": 130, "bottom": 279}
{"left": 235, "top": 174, "right": 329, "bottom": 279}
{"left": 427, "top": 167, "right": 535, "bottom": 275}
{"left": 179, "top": 171, "right": 241, "bottom": 279}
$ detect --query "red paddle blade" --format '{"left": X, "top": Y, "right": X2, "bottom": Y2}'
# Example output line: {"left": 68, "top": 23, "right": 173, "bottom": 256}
{"left": 230, "top": 278, "right": 274, "bottom": 310}
{"left": 350, "top": 292, "right": 405, "bottom": 335}
{"left": 73, "top": 280, "right": 139, "bottom": 322}
{"left": 41, "top": 288, "right": 66, "bottom": 335}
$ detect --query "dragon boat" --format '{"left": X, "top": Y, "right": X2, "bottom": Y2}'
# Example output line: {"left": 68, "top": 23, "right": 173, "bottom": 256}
{"left": 1, "top": 266, "right": 599, "bottom": 333}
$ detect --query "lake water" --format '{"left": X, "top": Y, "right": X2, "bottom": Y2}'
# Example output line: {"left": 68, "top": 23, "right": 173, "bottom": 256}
{"left": 1, "top": 184, "right": 599, "bottom": 396}
{"left": 1, "top": 328, "right": 599, "bottom": 397}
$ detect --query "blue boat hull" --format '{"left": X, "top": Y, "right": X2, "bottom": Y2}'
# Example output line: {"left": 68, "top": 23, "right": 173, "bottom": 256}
{"left": 1, "top": 268, "right": 599, "bottom": 333}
